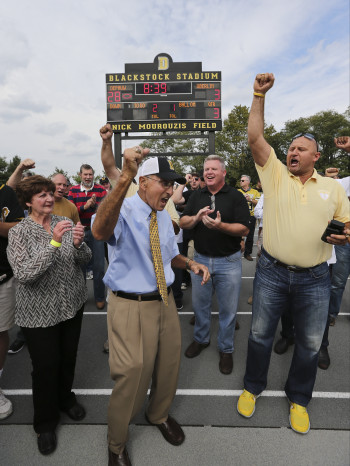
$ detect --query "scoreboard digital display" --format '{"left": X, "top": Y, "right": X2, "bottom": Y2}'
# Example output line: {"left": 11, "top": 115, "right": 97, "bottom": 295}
{"left": 106, "top": 54, "right": 222, "bottom": 133}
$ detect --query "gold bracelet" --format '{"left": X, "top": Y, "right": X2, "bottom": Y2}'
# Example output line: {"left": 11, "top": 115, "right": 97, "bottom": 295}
{"left": 50, "top": 239, "right": 62, "bottom": 248}
{"left": 185, "top": 258, "right": 193, "bottom": 270}
{"left": 254, "top": 92, "right": 265, "bottom": 98}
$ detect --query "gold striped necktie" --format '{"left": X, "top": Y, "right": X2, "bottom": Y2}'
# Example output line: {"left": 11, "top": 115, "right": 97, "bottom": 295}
{"left": 150, "top": 210, "right": 168, "bottom": 306}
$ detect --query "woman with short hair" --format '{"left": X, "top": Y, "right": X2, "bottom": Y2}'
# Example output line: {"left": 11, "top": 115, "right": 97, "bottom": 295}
{"left": 7, "top": 175, "right": 91, "bottom": 455}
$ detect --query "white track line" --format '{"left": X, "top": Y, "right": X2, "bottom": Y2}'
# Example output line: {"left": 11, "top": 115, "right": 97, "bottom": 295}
{"left": 4, "top": 389, "right": 350, "bottom": 399}
{"left": 84, "top": 311, "right": 350, "bottom": 316}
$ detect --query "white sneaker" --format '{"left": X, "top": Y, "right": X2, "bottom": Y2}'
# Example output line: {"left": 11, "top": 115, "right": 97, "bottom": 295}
{"left": 0, "top": 388, "right": 13, "bottom": 419}
{"left": 86, "top": 271, "right": 93, "bottom": 280}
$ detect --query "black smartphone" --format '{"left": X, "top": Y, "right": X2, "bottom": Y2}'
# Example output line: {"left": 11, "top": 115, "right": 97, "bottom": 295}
{"left": 321, "top": 220, "right": 345, "bottom": 243}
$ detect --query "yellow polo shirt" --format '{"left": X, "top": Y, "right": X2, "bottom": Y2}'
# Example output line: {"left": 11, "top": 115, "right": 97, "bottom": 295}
{"left": 256, "top": 148, "right": 350, "bottom": 267}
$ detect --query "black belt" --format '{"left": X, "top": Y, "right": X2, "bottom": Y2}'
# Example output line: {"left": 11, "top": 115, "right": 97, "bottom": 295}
{"left": 261, "top": 248, "right": 321, "bottom": 273}
{"left": 113, "top": 287, "right": 171, "bottom": 301}
{"left": 84, "top": 226, "right": 91, "bottom": 231}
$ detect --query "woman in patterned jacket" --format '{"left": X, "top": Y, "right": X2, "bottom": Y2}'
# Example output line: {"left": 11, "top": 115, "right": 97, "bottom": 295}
{"left": 7, "top": 175, "right": 91, "bottom": 456}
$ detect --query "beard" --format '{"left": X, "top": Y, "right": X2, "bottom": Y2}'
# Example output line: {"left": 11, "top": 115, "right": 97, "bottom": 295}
{"left": 82, "top": 180, "right": 93, "bottom": 189}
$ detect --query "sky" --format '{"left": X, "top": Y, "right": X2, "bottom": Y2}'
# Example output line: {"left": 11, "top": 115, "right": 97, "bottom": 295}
{"left": 0, "top": 0, "right": 349, "bottom": 179}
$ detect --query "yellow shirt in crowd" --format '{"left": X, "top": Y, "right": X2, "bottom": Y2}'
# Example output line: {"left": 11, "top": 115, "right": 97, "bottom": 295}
{"left": 237, "top": 187, "right": 261, "bottom": 216}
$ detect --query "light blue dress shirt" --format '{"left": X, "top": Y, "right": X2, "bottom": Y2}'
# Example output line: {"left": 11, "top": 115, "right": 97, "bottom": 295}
{"left": 103, "top": 193, "right": 179, "bottom": 293}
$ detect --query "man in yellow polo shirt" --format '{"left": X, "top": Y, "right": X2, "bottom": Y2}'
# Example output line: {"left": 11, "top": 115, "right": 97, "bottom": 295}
{"left": 237, "top": 73, "right": 350, "bottom": 435}
{"left": 238, "top": 175, "right": 260, "bottom": 261}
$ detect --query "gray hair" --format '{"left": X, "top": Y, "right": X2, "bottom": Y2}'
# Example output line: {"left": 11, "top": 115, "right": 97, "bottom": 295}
{"left": 204, "top": 154, "right": 225, "bottom": 171}
{"left": 51, "top": 173, "right": 67, "bottom": 183}
{"left": 79, "top": 164, "right": 94, "bottom": 174}
{"left": 241, "top": 174, "right": 251, "bottom": 182}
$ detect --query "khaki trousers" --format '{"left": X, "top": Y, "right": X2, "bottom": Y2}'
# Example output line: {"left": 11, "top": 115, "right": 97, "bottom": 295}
{"left": 107, "top": 290, "right": 181, "bottom": 454}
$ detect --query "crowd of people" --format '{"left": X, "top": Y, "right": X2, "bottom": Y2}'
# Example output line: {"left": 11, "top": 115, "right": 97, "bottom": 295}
{"left": 0, "top": 73, "right": 349, "bottom": 465}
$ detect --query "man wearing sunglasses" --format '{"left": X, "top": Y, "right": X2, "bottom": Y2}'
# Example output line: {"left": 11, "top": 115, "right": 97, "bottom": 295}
{"left": 237, "top": 73, "right": 350, "bottom": 435}
{"left": 238, "top": 175, "right": 261, "bottom": 261}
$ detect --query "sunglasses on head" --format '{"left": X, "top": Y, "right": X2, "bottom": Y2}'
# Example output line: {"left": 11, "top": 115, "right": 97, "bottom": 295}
{"left": 291, "top": 133, "right": 319, "bottom": 151}
{"left": 210, "top": 195, "right": 215, "bottom": 210}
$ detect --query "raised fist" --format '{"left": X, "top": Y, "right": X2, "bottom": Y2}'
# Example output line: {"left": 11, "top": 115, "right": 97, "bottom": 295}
{"left": 254, "top": 73, "right": 275, "bottom": 95}
{"left": 334, "top": 136, "right": 350, "bottom": 153}
{"left": 100, "top": 124, "right": 113, "bottom": 141}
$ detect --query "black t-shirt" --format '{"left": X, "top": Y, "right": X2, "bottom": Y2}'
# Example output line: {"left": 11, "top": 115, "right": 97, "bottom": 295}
{"left": 183, "top": 189, "right": 194, "bottom": 203}
{"left": 0, "top": 185, "right": 24, "bottom": 283}
{"left": 182, "top": 184, "right": 250, "bottom": 257}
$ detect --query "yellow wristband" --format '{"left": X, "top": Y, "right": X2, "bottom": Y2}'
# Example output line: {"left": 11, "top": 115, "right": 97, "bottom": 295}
{"left": 254, "top": 92, "right": 265, "bottom": 98}
{"left": 50, "top": 239, "right": 62, "bottom": 248}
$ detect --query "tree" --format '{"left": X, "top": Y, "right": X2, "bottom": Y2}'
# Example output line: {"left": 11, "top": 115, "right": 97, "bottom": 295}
{"left": 216, "top": 105, "right": 253, "bottom": 185}
{"left": 141, "top": 132, "right": 209, "bottom": 175}
{"left": 281, "top": 110, "right": 350, "bottom": 175}
{"left": 0, "top": 155, "right": 21, "bottom": 185}
{"left": 49, "top": 167, "right": 70, "bottom": 180}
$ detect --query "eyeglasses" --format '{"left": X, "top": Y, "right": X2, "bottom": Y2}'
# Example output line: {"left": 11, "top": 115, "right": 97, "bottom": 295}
{"left": 210, "top": 195, "right": 215, "bottom": 210}
{"left": 192, "top": 177, "right": 199, "bottom": 181}
{"left": 291, "top": 133, "right": 319, "bottom": 151}
{"left": 145, "top": 176, "right": 174, "bottom": 189}
{"left": 240, "top": 180, "right": 246, "bottom": 182}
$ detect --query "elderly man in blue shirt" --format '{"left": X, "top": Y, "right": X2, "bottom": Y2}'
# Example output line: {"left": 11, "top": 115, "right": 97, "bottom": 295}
{"left": 92, "top": 144, "right": 210, "bottom": 466}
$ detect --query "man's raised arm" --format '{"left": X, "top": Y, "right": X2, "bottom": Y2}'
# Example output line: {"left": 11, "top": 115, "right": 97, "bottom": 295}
{"left": 92, "top": 145, "right": 149, "bottom": 241}
{"left": 100, "top": 124, "right": 121, "bottom": 183}
{"left": 7, "top": 158, "right": 35, "bottom": 189}
{"left": 248, "top": 73, "right": 275, "bottom": 167}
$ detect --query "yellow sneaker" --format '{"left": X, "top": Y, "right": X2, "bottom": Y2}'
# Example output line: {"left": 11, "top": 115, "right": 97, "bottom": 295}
{"left": 289, "top": 403, "right": 310, "bottom": 434}
{"left": 237, "top": 390, "right": 258, "bottom": 418}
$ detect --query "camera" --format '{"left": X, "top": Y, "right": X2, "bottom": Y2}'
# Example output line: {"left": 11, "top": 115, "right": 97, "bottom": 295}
{"left": 321, "top": 220, "right": 345, "bottom": 243}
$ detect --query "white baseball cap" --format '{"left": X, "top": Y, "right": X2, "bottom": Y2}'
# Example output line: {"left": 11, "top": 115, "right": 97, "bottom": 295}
{"left": 139, "top": 157, "right": 186, "bottom": 184}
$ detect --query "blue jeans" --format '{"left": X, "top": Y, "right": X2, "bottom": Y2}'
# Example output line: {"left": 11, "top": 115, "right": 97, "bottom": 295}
{"left": 191, "top": 250, "right": 242, "bottom": 353}
{"left": 329, "top": 243, "right": 350, "bottom": 318}
{"left": 171, "top": 242, "right": 183, "bottom": 303}
{"left": 322, "top": 243, "right": 350, "bottom": 348}
{"left": 244, "top": 249, "right": 330, "bottom": 406}
{"left": 83, "top": 229, "right": 106, "bottom": 302}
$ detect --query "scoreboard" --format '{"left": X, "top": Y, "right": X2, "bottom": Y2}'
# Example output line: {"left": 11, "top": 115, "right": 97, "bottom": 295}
{"left": 106, "top": 54, "right": 222, "bottom": 133}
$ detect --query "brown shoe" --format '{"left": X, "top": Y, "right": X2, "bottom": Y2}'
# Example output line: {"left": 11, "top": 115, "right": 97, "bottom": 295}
{"left": 108, "top": 447, "right": 131, "bottom": 466}
{"left": 247, "top": 296, "right": 253, "bottom": 305}
{"left": 219, "top": 352, "right": 233, "bottom": 374}
{"left": 146, "top": 414, "right": 185, "bottom": 446}
{"left": 103, "top": 338, "right": 109, "bottom": 354}
{"left": 189, "top": 315, "right": 195, "bottom": 325}
{"left": 318, "top": 346, "right": 330, "bottom": 370}
{"left": 96, "top": 301, "right": 105, "bottom": 310}
{"left": 244, "top": 254, "right": 253, "bottom": 261}
{"left": 185, "top": 340, "right": 210, "bottom": 358}
{"left": 235, "top": 320, "right": 240, "bottom": 330}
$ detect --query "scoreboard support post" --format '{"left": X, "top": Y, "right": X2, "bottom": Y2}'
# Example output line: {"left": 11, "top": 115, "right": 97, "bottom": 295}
{"left": 113, "top": 132, "right": 122, "bottom": 169}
